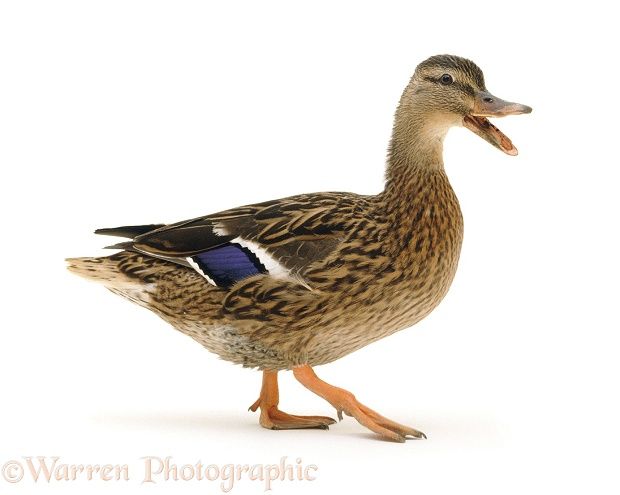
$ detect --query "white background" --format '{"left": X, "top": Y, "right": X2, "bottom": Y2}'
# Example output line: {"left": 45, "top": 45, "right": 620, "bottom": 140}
{"left": 1, "top": 1, "right": 619, "bottom": 494}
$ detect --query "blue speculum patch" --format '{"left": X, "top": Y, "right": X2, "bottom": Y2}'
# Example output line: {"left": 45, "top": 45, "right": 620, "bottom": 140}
{"left": 191, "top": 243, "right": 267, "bottom": 288}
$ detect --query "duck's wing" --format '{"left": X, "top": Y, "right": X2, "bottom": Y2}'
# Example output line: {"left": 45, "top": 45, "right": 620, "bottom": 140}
{"left": 96, "top": 192, "right": 368, "bottom": 289}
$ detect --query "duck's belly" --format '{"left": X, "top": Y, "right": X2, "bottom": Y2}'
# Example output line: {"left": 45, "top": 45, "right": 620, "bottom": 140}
{"left": 154, "top": 262, "right": 457, "bottom": 370}
{"left": 149, "top": 224, "right": 463, "bottom": 369}
{"left": 166, "top": 319, "right": 290, "bottom": 369}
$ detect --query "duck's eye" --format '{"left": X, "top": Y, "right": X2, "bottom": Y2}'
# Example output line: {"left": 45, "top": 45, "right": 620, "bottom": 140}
{"left": 440, "top": 74, "right": 454, "bottom": 85}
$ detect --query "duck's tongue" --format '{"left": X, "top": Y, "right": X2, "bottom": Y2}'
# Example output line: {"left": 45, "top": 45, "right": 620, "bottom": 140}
{"left": 463, "top": 91, "right": 532, "bottom": 156}
{"left": 463, "top": 115, "right": 518, "bottom": 156}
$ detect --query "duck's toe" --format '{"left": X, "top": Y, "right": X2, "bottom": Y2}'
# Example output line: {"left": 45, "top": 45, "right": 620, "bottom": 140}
{"left": 249, "top": 370, "right": 336, "bottom": 431}
{"left": 255, "top": 405, "right": 336, "bottom": 430}
{"left": 293, "top": 364, "right": 426, "bottom": 442}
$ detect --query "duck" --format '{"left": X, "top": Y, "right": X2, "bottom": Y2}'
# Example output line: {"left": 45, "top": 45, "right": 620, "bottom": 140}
{"left": 67, "top": 54, "right": 531, "bottom": 442}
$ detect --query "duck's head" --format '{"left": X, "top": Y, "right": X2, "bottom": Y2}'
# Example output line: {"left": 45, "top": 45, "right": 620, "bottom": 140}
{"left": 399, "top": 54, "right": 531, "bottom": 156}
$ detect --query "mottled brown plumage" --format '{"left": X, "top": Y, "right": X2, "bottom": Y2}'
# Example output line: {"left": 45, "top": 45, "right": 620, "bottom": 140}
{"left": 68, "top": 55, "right": 531, "bottom": 442}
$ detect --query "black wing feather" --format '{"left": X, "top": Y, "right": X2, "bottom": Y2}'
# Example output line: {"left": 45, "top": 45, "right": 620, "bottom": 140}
{"left": 133, "top": 219, "right": 236, "bottom": 256}
{"left": 94, "top": 192, "right": 369, "bottom": 276}
{"left": 95, "top": 224, "right": 165, "bottom": 238}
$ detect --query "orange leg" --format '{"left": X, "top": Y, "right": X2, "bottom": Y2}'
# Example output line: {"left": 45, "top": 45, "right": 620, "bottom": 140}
{"left": 249, "top": 370, "right": 336, "bottom": 430}
{"left": 293, "top": 364, "right": 426, "bottom": 442}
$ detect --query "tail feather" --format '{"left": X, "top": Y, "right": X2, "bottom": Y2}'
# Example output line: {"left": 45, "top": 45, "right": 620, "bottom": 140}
{"left": 66, "top": 252, "right": 182, "bottom": 288}
{"left": 66, "top": 256, "right": 131, "bottom": 286}
{"left": 66, "top": 254, "right": 157, "bottom": 307}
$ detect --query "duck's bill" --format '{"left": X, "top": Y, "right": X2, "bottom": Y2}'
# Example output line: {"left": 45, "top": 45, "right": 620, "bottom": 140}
{"left": 463, "top": 91, "right": 532, "bottom": 156}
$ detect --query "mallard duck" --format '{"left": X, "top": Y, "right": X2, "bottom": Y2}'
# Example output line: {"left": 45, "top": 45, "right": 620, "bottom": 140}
{"left": 67, "top": 54, "right": 531, "bottom": 442}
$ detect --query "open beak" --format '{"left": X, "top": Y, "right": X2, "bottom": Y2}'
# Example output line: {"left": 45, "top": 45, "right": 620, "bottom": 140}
{"left": 463, "top": 91, "right": 532, "bottom": 156}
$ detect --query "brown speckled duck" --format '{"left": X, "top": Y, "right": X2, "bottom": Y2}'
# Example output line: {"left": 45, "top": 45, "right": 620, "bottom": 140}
{"left": 67, "top": 55, "right": 531, "bottom": 442}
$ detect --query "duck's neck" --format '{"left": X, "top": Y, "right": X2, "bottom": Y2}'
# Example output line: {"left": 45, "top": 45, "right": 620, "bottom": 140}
{"left": 383, "top": 108, "right": 450, "bottom": 205}
{"left": 379, "top": 110, "right": 463, "bottom": 259}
